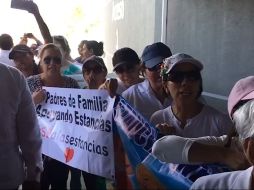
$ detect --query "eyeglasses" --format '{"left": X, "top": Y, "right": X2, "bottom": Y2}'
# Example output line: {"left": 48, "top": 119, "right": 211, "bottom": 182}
{"left": 164, "top": 70, "right": 201, "bottom": 83}
{"left": 43, "top": 56, "right": 61, "bottom": 65}
{"left": 115, "top": 64, "right": 136, "bottom": 74}
{"left": 147, "top": 63, "right": 162, "bottom": 72}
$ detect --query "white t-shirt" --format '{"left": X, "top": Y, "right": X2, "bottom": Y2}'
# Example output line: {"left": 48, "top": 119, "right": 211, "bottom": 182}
{"left": 190, "top": 166, "right": 253, "bottom": 190}
{"left": 150, "top": 105, "right": 233, "bottom": 137}
{"left": 0, "top": 50, "right": 15, "bottom": 67}
{"left": 122, "top": 79, "right": 172, "bottom": 120}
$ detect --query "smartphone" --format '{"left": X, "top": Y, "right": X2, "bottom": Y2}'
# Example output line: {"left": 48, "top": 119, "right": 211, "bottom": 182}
{"left": 10, "top": 0, "right": 31, "bottom": 11}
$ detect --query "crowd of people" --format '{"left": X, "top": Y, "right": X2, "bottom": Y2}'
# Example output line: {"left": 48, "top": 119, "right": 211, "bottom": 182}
{"left": 0, "top": 1, "right": 254, "bottom": 190}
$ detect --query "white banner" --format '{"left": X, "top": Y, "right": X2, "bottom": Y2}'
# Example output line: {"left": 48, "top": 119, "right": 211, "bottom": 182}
{"left": 36, "top": 87, "right": 115, "bottom": 180}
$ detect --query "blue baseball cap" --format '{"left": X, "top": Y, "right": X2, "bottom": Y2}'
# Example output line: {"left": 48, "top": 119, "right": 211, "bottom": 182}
{"left": 141, "top": 42, "right": 172, "bottom": 68}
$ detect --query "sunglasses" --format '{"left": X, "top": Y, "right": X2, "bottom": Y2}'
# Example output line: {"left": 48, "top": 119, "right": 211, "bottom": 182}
{"left": 115, "top": 64, "right": 136, "bottom": 74}
{"left": 43, "top": 56, "right": 61, "bottom": 65}
{"left": 164, "top": 70, "right": 201, "bottom": 83}
{"left": 147, "top": 63, "right": 162, "bottom": 72}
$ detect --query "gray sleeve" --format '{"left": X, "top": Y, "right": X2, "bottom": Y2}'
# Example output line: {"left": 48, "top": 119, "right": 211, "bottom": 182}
{"left": 16, "top": 73, "right": 43, "bottom": 181}
{"left": 152, "top": 135, "right": 194, "bottom": 164}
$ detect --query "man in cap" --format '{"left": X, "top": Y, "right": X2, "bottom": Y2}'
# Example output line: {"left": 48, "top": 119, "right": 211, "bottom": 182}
{"left": 9, "top": 44, "right": 39, "bottom": 77}
{"left": 191, "top": 76, "right": 254, "bottom": 189}
{"left": 122, "top": 42, "right": 172, "bottom": 120}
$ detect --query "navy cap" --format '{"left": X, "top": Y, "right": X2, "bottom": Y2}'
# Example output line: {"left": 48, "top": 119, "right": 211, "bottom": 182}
{"left": 112, "top": 47, "right": 140, "bottom": 71}
{"left": 141, "top": 42, "right": 172, "bottom": 68}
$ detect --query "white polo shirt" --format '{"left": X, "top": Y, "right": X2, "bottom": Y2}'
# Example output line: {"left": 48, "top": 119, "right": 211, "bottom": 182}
{"left": 122, "top": 79, "right": 172, "bottom": 120}
{"left": 190, "top": 166, "right": 253, "bottom": 190}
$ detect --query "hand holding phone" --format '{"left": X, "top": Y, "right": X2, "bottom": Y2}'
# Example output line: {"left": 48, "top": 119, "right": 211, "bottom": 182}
{"left": 24, "top": 33, "right": 34, "bottom": 38}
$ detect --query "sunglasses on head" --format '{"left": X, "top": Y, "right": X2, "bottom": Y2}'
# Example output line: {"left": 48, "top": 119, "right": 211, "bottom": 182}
{"left": 147, "top": 63, "right": 162, "bottom": 72}
{"left": 43, "top": 56, "right": 62, "bottom": 65}
{"left": 115, "top": 64, "right": 136, "bottom": 74}
{"left": 164, "top": 70, "right": 201, "bottom": 83}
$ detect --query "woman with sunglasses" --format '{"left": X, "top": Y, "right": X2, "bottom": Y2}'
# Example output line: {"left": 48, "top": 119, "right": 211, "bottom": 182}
{"left": 153, "top": 77, "right": 254, "bottom": 189}
{"left": 150, "top": 53, "right": 233, "bottom": 138}
{"left": 27, "top": 43, "right": 80, "bottom": 189}
{"left": 122, "top": 42, "right": 173, "bottom": 120}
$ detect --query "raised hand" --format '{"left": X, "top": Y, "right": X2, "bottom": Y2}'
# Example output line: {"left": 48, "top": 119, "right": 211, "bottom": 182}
{"left": 99, "top": 78, "right": 118, "bottom": 98}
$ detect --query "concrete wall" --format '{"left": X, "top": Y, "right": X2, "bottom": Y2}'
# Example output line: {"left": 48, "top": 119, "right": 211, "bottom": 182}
{"left": 165, "top": 0, "right": 254, "bottom": 112}
{"left": 104, "top": 0, "right": 160, "bottom": 72}
{"left": 103, "top": 0, "right": 254, "bottom": 112}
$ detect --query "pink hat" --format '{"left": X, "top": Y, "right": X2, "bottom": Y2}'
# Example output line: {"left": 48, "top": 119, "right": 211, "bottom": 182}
{"left": 228, "top": 76, "right": 254, "bottom": 117}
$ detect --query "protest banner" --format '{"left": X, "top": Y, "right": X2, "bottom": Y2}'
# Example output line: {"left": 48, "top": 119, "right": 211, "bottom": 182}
{"left": 113, "top": 96, "right": 192, "bottom": 189}
{"left": 113, "top": 96, "right": 231, "bottom": 189}
{"left": 36, "top": 87, "right": 115, "bottom": 180}
{"left": 35, "top": 88, "right": 229, "bottom": 188}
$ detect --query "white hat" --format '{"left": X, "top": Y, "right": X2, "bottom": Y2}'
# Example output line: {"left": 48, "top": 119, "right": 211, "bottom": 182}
{"left": 162, "top": 53, "right": 203, "bottom": 75}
